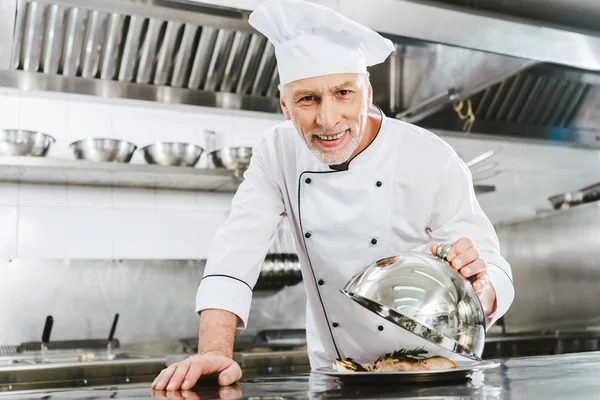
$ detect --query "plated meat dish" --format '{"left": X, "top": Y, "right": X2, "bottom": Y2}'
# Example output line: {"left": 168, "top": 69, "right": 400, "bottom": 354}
{"left": 333, "top": 348, "right": 457, "bottom": 372}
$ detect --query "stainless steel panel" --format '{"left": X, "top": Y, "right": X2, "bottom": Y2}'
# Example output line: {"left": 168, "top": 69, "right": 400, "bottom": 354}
{"left": 0, "top": 69, "right": 281, "bottom": 114}
{"left": 495, "top": 201, "right": 600, "bottom": 333}
{"left": 31, "top": 0, "right": 254, "bottom": 33}
{"left": 135, "top": 18, "right": 162, "bottom": 84}
{"left": 527, "top": 78, "right": 557, "bottom": 125}
{"left": 484, "top": 80, "right": 507, "bottom": 120}
{"left": 496, "top": 75, "right": 522, "bottom": 121}
{"left": 117, "top": 15, "right": 145, "bottom": 83}
{"left": 61, "top": 7, "right": 86, "bottom": 77}
{"left": 0, "top": 154, "right": 235, "bottom": 192}
{"left": 388, "top": 44, "right": 404, "bottom": 113}
{"left": 337, "top": 0, "right": 600, "bottom": 71}
{"left": 0, "top": 0, "right": 17, "bottom": 70}
{"left": 22, "top": 1, "right": 44, "bottom": 72}
{"left": 560, "top": 84, "right": 590, "bottom": 128}
{"left": 251, "top": 43, "right": 276, "bottom": 97}
{"left": 81, "top": 10, "right": 107, "bottom": 78}
{"left": 538, "top": 79, "right": 567, "bottom": 125}
{"left": 0, "top": 258, "right": 306, "bottom": 346}
{"left": 99, "top": 13, "right": 124, "bottom": 81}
{"left": 404, "top": 44, "right": 534, "bottom": 109}
{"left": 424, "top": 0, "right": 600, "bottom": 36}
{"left": 548, "top": 82, "right": 577, "bottom": 127}
{"left": 188, "top": 26, "right": 217, "bottom": 90}
{"left": 0, "top": 357, "right": 167, "bottom": 392}
{"left": 474, "top": 87, "right": 492, "bottom": 117}
{"left": 265, "top": 67, "right": 279, "bottom": 98}
{"left": 171, "top": 23, "right": 197, "bottom": 88}
{"left": 516, "top": 77, "right": 544, "bottom": 124}
{"left": 220, "top": 31, "right": 250, "bottom": 93}
{"left": 506, "top": 75, "right": 534, "bottom": 123}
{"left": 41, "top": 4, "right": 65, "bottom": 74}
{"left": 204, "top": 29, "right": 235, "bottom": 92}
{"left": 154, "top": 20, "right": 183, "bottom": 86}
{"left": 236, "top": 34, "right": 266, "bottom": 95}
{"left": 10, "top": 0, "right": 27, "bottom": 70}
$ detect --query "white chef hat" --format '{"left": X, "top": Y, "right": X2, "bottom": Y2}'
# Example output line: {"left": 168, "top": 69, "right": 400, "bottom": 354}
{"left": 248, "top": 0, "right": 395, "bottom": 85}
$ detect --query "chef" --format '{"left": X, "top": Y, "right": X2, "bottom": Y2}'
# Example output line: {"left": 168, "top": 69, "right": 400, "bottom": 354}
{"left": 152, "top": 0, "right": 514, "bottom": 391}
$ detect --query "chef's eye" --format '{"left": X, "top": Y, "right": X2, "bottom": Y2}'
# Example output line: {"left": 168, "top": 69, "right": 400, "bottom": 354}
{"left": 338, "top": 89, "right": 350, "bottom": 96}
{"left": 299, "top": 95, "right": 314, "bottom": 102}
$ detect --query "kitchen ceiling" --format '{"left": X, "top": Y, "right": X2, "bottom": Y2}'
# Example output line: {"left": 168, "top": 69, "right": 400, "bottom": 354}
{"left": 1, "top": 0, "right": 600, "bottom": 148}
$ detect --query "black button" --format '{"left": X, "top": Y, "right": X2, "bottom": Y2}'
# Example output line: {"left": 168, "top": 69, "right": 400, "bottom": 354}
{"left": 371, "top": 238, "right": 378, "bottom": 245}
{"left": 305, "top": 178, "right": 312, "bottom": 184}
{"left": 305, "top": 232, "right": 312, "bottom": 238}
{"left": 332, "top": 322, "right": 339, "bottom": 328}
{"left": 376, "top": 181, "right": 383, "bottom": 187}
{"left": 318, "top": 279, "right": 324, "bottom": 286}
{"left": 378, "top": 325, "right": 384, "bottom": 331}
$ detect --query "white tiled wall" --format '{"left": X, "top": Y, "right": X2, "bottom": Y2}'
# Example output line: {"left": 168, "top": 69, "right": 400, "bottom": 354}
{"left": 1, "top": 87, "right": 599, "bottom": 259}
{"left": 0, "top": 87, "right": 284, "bottom": 259}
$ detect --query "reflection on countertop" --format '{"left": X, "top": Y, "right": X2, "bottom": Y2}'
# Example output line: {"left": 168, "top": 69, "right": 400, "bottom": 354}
{"left": 3, "top": 351, "right": 600, "bottom": 399}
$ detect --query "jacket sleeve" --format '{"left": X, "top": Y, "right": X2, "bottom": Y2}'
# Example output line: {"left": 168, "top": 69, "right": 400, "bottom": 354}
{"left": 426, "top": 153, "right": 515, "bottom": 329}
{"left": 195, "top": 138, "right": 285, "bottom": 328}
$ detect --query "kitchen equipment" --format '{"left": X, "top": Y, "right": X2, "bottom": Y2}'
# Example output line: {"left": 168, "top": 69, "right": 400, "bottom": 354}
{"left": 106, "top": 313, "right": 119, "bottom": 360}
{"left": 548, "top": 181, "right": 600, "bottom": 209}
{"left": 208, "top": 147, "right": 253, "bottom": 179}
{"left": 0, "top": 129, "right": 55, "bottom": 157}
{"left": 41, "top": 315, "right": 53, "bottom": 363}
{"left": 341, "top": 252, "right": 486, "bottom": 361}
{"left": 69, "top": 138, "right": 136, "bottom": 163}
{"left": 140, "top": 142, "right": 203, "bottom": 167}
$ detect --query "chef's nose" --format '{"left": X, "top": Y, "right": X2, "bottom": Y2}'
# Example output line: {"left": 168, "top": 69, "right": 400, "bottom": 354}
{"left": 316, "top": 98, "right": 341, "bottom": 130}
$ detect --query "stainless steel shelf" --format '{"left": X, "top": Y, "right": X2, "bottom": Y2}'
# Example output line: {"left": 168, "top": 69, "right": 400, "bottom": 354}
{"left": 0, "top": 156, "right": 240, "bottom": 192}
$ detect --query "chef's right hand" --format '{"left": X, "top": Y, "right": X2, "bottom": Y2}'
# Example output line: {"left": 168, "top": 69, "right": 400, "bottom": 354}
{"left": 152, "top": 351, "right": 242, "bottom": 391}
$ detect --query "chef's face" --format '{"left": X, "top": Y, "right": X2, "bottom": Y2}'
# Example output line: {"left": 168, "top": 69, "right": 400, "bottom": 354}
{"left": 280, "top": 73, "right": 373, "bottom": 166}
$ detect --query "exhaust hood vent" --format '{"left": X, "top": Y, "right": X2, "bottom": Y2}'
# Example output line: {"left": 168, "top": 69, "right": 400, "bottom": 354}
{"left": 415, "top": 64, "right": 600, "bottom": 148}
{"left": 11, "top": 1, "right": 279, "bottom": 97}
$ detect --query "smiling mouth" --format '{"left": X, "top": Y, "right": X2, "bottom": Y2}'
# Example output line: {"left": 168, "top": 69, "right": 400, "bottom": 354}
{"left": 316, "top": 130, "right": 346, "bottom": 141}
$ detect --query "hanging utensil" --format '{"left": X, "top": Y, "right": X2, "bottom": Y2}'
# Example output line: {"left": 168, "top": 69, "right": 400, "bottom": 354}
{"left": 465, "top": 150, "right": 496, "bottom": 169}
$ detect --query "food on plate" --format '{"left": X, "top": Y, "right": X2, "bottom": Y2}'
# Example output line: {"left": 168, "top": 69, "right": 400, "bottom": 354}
{"left": 333, "top": 347, "right": 457, "bottom": 373}
{"left": 333, "top": 358, "right": 368, "bottom": 372}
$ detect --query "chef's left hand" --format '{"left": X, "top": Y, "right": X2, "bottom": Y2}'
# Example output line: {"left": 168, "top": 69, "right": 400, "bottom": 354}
{"left": 430, "top": 239, "right": 497, "bottom": 317}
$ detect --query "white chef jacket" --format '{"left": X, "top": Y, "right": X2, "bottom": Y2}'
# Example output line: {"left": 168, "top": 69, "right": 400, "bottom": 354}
{"left": 196, "top": 109, "right": 514, "bottom": 369}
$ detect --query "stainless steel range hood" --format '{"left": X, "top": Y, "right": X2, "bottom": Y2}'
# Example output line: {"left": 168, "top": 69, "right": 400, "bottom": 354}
{"left": 0, "top": 0, "right": 599, "bottom": 147}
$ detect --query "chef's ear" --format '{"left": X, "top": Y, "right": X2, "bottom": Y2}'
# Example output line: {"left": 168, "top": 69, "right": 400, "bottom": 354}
{"left": 279, "top": 85, "right": 292, "bottom": 120}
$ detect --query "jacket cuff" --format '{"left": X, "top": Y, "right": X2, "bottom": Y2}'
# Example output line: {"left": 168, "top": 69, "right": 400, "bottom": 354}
{"left": 195, "top": 275, "right": 253, "bottom": 328}
{"left": 485, "top": 263, "right": 515, "bottom": 329}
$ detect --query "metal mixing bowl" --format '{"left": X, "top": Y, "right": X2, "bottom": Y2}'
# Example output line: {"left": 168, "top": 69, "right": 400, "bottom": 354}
{"left": 140, "top": 142, "right": 203, "bottom": 167}
{"left": 208, "top": 147, "right": 252, "bottom": 177}
{"left": 0, "top": 129, "right": 56, "bottom": 157}
{"left": 341, "top": 252, "right": 486, "bottom": 361}
{"left": 70, "top": 138, "right": 137, "bottom": 163}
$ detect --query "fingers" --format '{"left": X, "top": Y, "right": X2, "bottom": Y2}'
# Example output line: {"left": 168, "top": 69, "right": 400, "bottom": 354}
{"left": 167, "top": 362, "right": 191, "bottom": 391}
{"left": 453, "top": 249, "right": 483, "bottom": 276}
{"left": 471, "top": 271, "right": 488, "bottom": 293}
{"left": 429, "top": 242, "right": 440, "bottom": 256}
{"left": 181, "top": 362, "right": 204, "bottom": 390}
{"left": 451, "top": 237, "right": 473, "bottom": 254}
{"left": 152, "top": 364, "right": 177, "bottom": 390}
{"left": 218, "top": 362, "right": 243, "bottom": 387}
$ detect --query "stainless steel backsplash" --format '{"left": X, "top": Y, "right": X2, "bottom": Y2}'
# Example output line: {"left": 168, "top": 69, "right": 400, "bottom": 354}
{"left": 0, "top": 259, "right": 307, "bottom": 346}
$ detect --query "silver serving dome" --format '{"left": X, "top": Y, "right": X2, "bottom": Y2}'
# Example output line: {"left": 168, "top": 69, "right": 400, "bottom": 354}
{"left": 341, "top": 252, "right": 486, "bottom": 361}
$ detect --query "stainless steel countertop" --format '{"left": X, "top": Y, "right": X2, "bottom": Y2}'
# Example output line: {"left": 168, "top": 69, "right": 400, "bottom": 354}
{"left": 2, "top": 351, "right": 600, "bottom": 399}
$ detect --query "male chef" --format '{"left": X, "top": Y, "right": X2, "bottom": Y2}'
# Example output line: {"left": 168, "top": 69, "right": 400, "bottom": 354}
{"left": 153, "top": 0, "right": 514, "bottom": 391}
